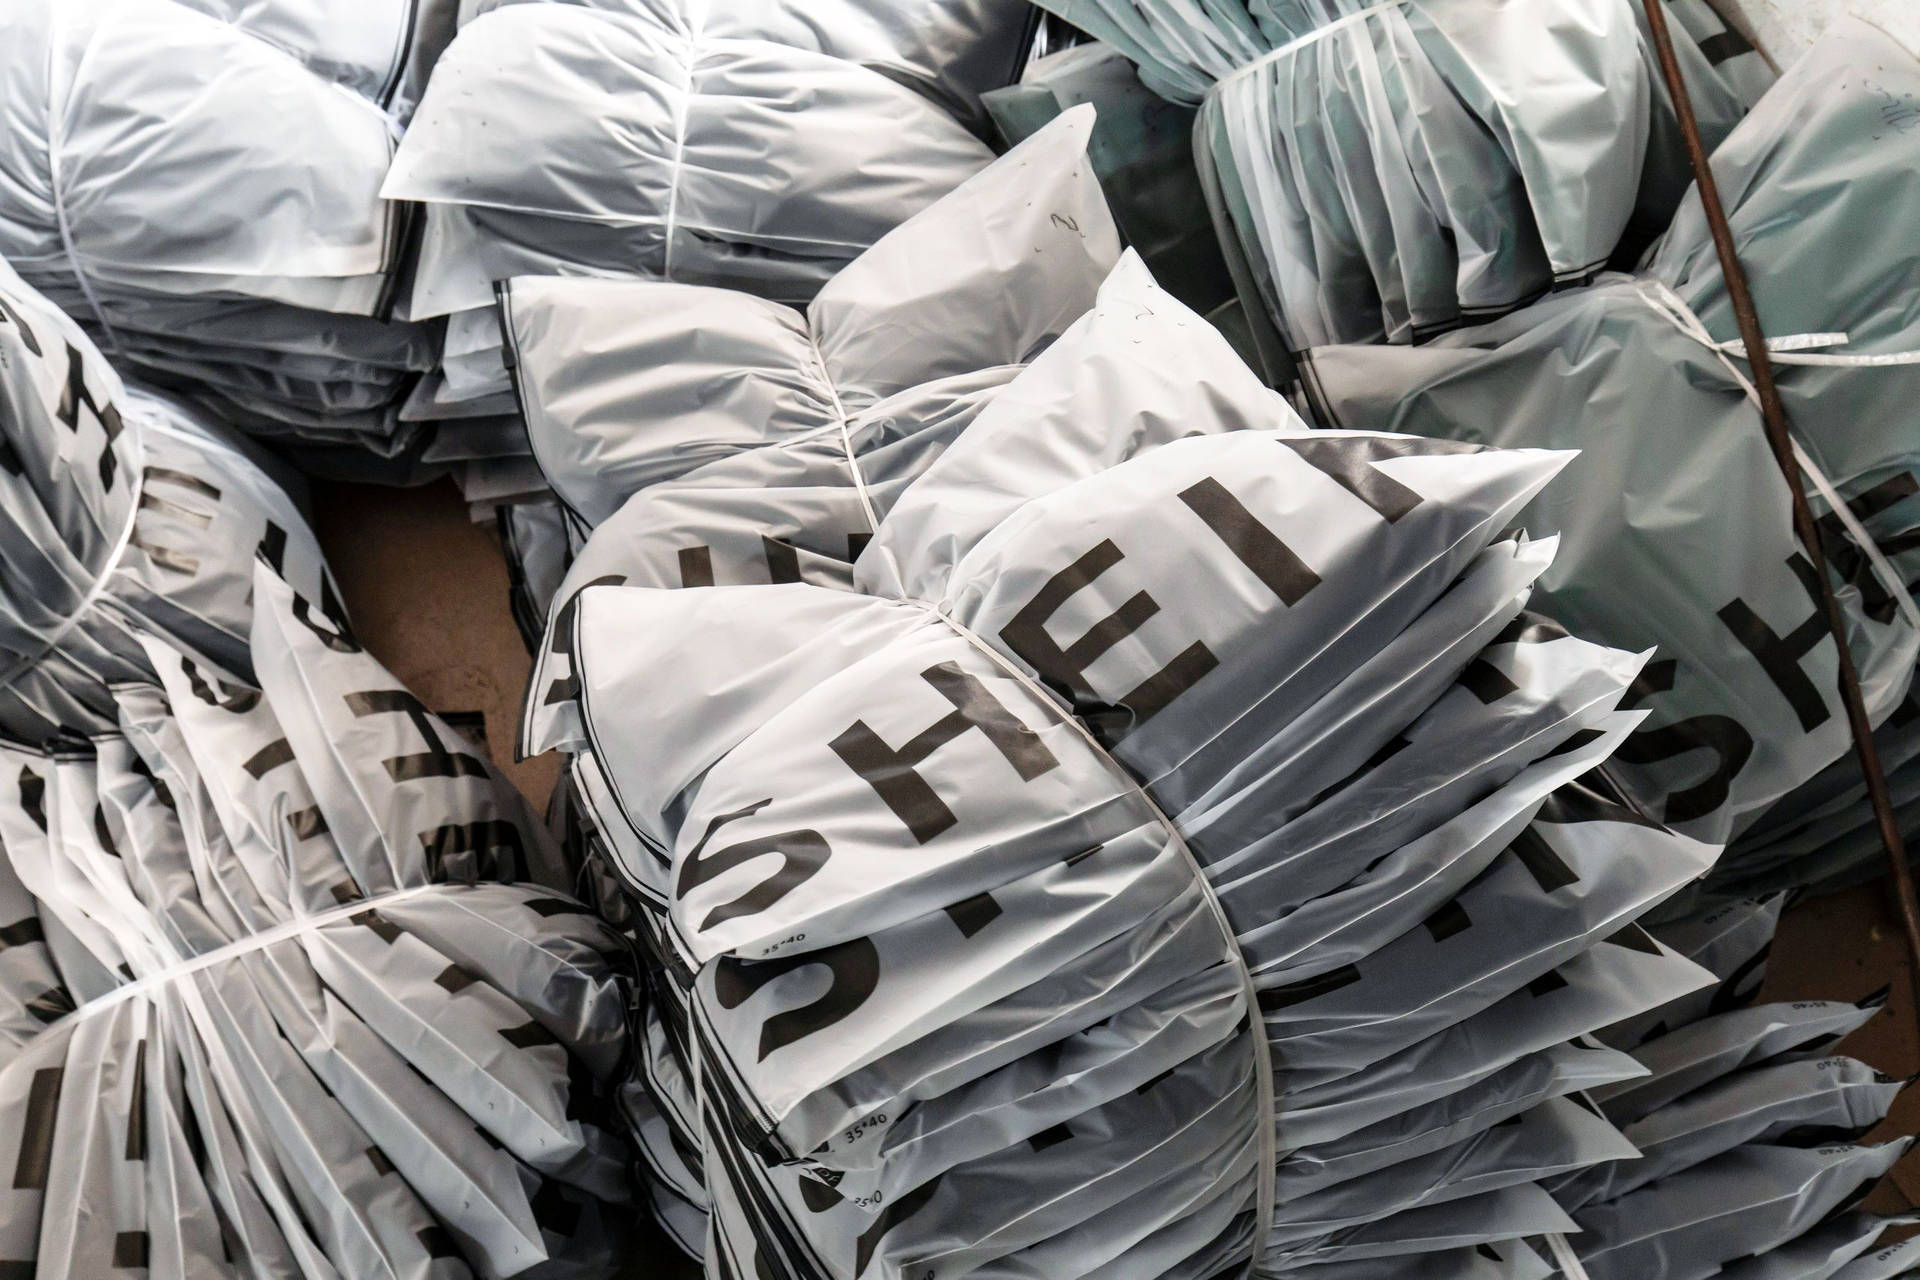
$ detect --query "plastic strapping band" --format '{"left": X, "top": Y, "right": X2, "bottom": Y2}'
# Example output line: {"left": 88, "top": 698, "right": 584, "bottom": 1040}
{"left": 52, "top": 882, "right": 440, "bottom": 1026}
{"left": 1212, "top": 0, "right": 1412, "bottom": 94}
{"left": 806, "top": 332, "right": 882, "bottom": 536}
{"left": 1636, "top": 279, "right": 1920, "bottom": 634}
{"left": 42, "top": 4, "right": 121, "bottom": 353}
{"left": 0, "top": 474, "right": 144, "bottom": 693}
{"left": 915, "top": 600, "right": 1279, "bottom": 1274}
{"left": 1544, "top": 1231, "right": 1593, "bottom": 1279}
{"left": 658, "top": 1, "right": 702, "bottom": 283}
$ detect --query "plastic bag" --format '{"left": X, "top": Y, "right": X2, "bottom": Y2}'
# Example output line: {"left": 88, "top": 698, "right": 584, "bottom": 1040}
{"left": 1301, "top": 23, "right": 1920, "bottom": 894}
{"left": 542, "top": 242, "right": 1725, "bottom": 1274}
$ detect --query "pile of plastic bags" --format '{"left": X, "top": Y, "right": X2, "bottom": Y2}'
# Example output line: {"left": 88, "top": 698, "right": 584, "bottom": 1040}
{"left": 493, "top": 108, "right": 1116, "bottom": 629}
{"left": 1026, "top": 0, "right": 1770, "bottom": 374}
{"left": 0, "top": 255, "right": 635, "bottom": 1277}
{"left": 0, "top": 0, "right": 443, "bottom": 461}
{"left": 508, "top": 108, "right": 1794, "bottom": 1272}
{"left": 1300, "top": 20, "right": 1920, "bottom": 898}
{"left": 5, "top": 1, "right": 1918, "bottom": 1276}
{"left": 1565, "top": 895, "right": 1910, "bottom": 1280}
{"left": 385, "top": 0, "right": 1011, "bottom": 437}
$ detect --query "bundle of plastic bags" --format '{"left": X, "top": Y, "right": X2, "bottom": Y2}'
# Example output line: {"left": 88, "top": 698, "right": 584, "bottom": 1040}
{"left": 1298, "top": 20, "right": 1920, "bottom": 898}
{"left": 453, "top": 0, "right": 1039, "bottom": 135}
{"left": 516, "top": 132, "right": 1759, "bottom": 1264}
{"left": 1530, "top": 892, "right": 1917, "bottom": 1278}
{"left": 0, "top": 0, "right": 443, "bottom": 457}
{"left": 1571, "top": 994, "right": 1908, "bottom": 1279}
{"left": 0, "top": 255, "right": 336, "bottom": 745}
{"left": 1026, "top": 0, "right": 1768, "bottom": 375}
{"left": 383, "top": 0, "right": 1005, "bottom": 434}
{"left": 0, "top": 563, "right": 632, "bottom": 1277}
{"left": 0, "top": 254, "right": 636, "bottom": 1275}
{"left": 491, "top": 109, "right": 1118, "bottom": 638}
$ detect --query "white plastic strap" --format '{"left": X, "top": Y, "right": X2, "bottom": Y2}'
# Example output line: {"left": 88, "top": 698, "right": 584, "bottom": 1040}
{"left": 1213, "top": 0, "right": 1411, "bottom": 93}
{"left": 1635, "top": 279, "right": 1920, "bottom": 634}
{"left": 57, "top": 882, "right": 441, "bottom": 1025}
{"left": 805, "top": 333, "right": 882, "bottom": 536}
{"left": 42, "top": 5, "right": 122, "bottom": 352}
{"left": 0, "top": 475, "right": 143, "bottom": 693}
{"left": 916, "top": 600, "right": 1278, "bottom": 1275}
{"left": 657, "top": 2, "right": 703, "bottom": 283}
{"left": 1544, "top": 1231, "right": 1593, "bottom": 1279}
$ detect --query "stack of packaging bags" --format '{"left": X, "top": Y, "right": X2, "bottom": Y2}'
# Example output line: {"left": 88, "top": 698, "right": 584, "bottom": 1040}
{"left": 492, "top": 106, "right": 1115, "bottom": 632}
{"left": 383, "top": 0, "right": 1036, "bottom": 509}
{"left": 5, "top": 0, "right": 1916, "bottom": 1275}
{"left": 1561, "top": 896, "right": 1912, "bottom": 1280}
{"left": 1022, "top": 0, "right": 1769, "bottom": 378}
{"left": 1300, "top": 20, "right": 1920, "bottom": 900}
{"left": 0, "top": 0, "right": 1039, "bottom": 487}
{"left": 0, "top": 0, "right": 445, "bottom": 466}
{"left": 500, "top": 113, "right": 1904, "bottom": 1277}
{"left": 0, "top": 258, "right": 637, "bottom": 1275}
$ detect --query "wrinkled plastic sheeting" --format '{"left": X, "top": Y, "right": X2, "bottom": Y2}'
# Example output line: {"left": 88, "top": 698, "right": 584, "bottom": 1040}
{"left": 1302, "top": 23, "right": 1920, "bottom": 897}
{"left": 1021, "top": 0, "right": 1768, "bottom": 375}
{"left": 0, "top": 0, "right": 442, "bottom": 452}
{"left": 533, "top": 194, "right": 1730, "bottom": 1269}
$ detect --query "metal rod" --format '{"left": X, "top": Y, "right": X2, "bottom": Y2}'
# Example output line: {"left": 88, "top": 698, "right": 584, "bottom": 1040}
{"left": 1638, "top": 0, "right": 1920, "bottom": 998}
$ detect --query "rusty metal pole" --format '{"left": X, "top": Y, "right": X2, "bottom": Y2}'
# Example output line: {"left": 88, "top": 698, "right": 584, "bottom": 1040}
{"left": 1638, "top": 0, "right": 1920, "bottom": 998}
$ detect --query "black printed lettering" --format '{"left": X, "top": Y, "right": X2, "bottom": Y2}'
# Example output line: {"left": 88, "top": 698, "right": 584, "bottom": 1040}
{"left": 830, "top": 662, "right": 1059, "bottom": 843}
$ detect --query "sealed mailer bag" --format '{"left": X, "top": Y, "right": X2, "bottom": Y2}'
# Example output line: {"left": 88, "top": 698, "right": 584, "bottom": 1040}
{"left": 1024, "top": 0, "right": 1766, "bottom": 372}
{"left": 1271, "top": 1037, "right": 1646, "bottom": 1201}
{"left": 1262, "top": 1094, "right": 1636, "bottom": 1241}
{"left": 1301, "top": 23, "right": 1920, "bottom": 894}
{"left": 1833, "top": 1232, "right": 1920, "bottom": 1280}
{"left": 1281, "top": 1237, "right": 1553, "bottom": 1280}
{"left": 1594, "top": 995, "right": 1888, "bottom": 1126}
{"left": 1711, "top": 1213, "right": 1920, "bottom": 1280}
{"left": 0, "top": 561, "right": 630, "bottom": 1278}
{"left": 0, "top": 258, "right": 331, "bottom": 744}
{"left": 1268, "top": 927, "right": 1709, "bottom": 1147}
{"left": 456, "top": 0, "right": 1040, "bottom": 134}
{"left": 499, "top": 107, "right": 1119, "bottom": 538}
{"left": 1557, "top": 1055, "right": 1904, "bottom": 1209}
{"left": 1604, "top": 895, "right": 1786, "bottom": 1049}
{"left": 504, "top": 110, "right": 1120, "bottom": 720}
{"left": 543, "top": 250, "right": 1730, "bottom": 1273}
{"left": 383, "top": 0, "right": 996, "bottom": 414}
{"left": 0, "top": 0, "right": 439, "bottom": 448}
{"left": 1572, "top": 1140, "right": 1913, "bottom": 1280}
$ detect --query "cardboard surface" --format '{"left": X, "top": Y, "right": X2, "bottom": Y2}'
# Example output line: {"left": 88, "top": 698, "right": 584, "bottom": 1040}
{"left": 312, "top": 479, "right": 563, "bottom": 815}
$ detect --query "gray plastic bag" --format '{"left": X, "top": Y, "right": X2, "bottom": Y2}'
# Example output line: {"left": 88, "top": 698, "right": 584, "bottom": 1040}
{"left": 1573, "top": 1141, "right": 1912, "bottom": 1280}
{"left": 1558, "top": 1055, "right": 1903, "bottom": 1209}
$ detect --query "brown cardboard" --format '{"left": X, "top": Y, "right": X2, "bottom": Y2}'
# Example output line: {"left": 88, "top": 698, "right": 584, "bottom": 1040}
{"left": 311, "top": 478, "right": 563, "bottom": 814}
